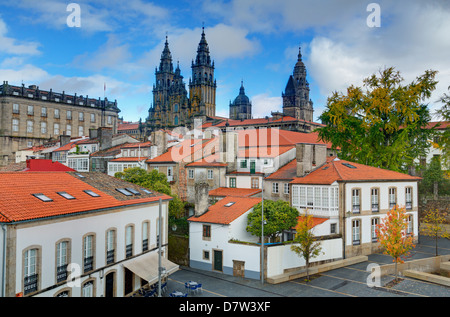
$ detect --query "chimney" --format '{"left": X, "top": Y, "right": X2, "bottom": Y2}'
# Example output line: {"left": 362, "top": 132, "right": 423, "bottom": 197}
{"left": 296, "top": 143, "right": 328, "bottom": 177}
{"left": 221, "top": 130, "right": 238, "bottom": 172}
{"left": 89, "top": 128, "right": 98, "bottom": 140}
{"left": 98, "top": 127, "right": 112, "bottom": 150}
{"left": 60, "top": 134, "right": 71, "bottom": 147}
{"left": 152, "top": 130, "right": 168, "bottom": 156}
{"left": 194, "top": 182, "right": 210, "bottom": 217}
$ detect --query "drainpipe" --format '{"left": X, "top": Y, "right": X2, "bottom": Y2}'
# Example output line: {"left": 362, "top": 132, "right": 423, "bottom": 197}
{"left": 1, "top": 224, "right": 6, "bottom": 297}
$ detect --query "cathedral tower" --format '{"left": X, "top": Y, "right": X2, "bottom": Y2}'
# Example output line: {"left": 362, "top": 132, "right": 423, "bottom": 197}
{"left": 282, "top": 47, "right": 314, "bottom": 122}
{"left": 229, "top": 81, "right": 252, "bottom": 120}
{"left": 189, "top": 27, "right": 216, "bottom": 119}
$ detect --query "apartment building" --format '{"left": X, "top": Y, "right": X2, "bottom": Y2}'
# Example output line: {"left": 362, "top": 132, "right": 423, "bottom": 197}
{"left": 0, "top": 81, "right": 120, "bottom": 166}
{"left": 0, "top": 171, "right": 176, "bottom": 297}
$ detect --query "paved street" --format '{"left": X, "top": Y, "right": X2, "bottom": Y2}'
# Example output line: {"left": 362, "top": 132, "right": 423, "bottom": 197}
{"left": 165, "top": 235, "right": 450, "bottom": 298}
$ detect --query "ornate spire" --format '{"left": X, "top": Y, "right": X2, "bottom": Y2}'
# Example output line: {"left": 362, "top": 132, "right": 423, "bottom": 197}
{"left": 194, "top": 26, "right": 211, "bottom": 66}
{"left": 159, "top": 35, "right": 173, "bottom": 73}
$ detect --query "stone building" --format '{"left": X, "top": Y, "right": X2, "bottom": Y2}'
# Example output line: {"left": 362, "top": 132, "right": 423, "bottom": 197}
{"left": 0, "top": 81, "right": 120, "bottom": 166}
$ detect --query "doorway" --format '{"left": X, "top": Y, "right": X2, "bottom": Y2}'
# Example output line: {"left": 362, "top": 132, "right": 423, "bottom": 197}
{"left": 213, "top": 250, "right": 223, "bottom": 272}
{"left": 105, "top": 271, "right": 115, "bottom": 297}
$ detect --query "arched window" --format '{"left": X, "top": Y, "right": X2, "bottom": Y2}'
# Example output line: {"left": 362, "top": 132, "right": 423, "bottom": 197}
{"left": 174, "top": 115, "right": 179, "bottom": 126}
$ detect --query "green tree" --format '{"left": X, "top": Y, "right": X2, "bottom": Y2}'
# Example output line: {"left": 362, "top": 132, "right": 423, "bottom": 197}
{"left": 246, "top": 200, "right": 299, "bottom": 242}
{"left": 420, "top": 155, "right": 450, "bottom": 197}
{"left": 115, "top": 167, "right": 185, "bottom": 218}
{"left": 318, "top": 67, "right": 438, "bottom": 173}
{"left": 291, "top": 212, "right": 323, "bottom": 282}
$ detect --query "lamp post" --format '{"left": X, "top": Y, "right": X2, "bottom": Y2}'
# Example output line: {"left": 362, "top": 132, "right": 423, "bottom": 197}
{"left": 158, "top": 198, "right": 162, "bottom": 297}
{"left": 261, "top": 173, "right": 267, "bottom": 285}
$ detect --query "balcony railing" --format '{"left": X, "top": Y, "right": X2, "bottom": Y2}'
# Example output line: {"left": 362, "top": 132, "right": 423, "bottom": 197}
{"left": 56, "top": 264, "right": 68, "bottom": 283}
{"left": 24, "top": 274, "right": 38, "bottom": 295}
{"left": 106, "top": 250, "right": 115, "bottom": 264}
{"left": 371, "top": 203, "right": 379, "bottom": 212}
{"left": 84, "top": 256, "right": 93, "bottom": 273}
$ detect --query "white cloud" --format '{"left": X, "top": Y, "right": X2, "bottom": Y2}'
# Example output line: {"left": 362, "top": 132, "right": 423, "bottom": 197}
{"left": 0, "top": 18, "right": 40, "bottom": 55}
{"left": 251, "top": 93, "right": 282, "bottom": 118}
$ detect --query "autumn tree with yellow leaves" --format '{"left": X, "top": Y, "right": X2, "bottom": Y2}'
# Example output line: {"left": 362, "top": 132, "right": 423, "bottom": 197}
{"left": 421, "top": 208, "right": 450, "bottom": 256}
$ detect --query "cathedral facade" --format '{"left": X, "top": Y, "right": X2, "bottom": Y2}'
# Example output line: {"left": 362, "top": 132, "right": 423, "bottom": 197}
{"left": 144, "top": 28, "right": 216, "bottom": 135}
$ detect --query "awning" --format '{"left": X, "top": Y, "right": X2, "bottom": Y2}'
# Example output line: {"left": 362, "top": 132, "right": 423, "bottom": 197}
{"left": 123, "top": 251, "right": 179, "bottom": 284}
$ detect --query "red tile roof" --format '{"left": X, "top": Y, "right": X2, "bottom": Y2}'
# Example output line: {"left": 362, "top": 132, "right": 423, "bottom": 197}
{"left": 109, "top": 157, "right": 146, "bottom": 162}
{"left": 0, "top": 172, "right": 171, "bottom": 223}
{"left": 188, "top": 196, "right": 261, "bottom": 224}
{"left": 118, "top": 123, "right": 139, "bottom": 130}
{"left": 265, "top": 159, "right": 297, "bottom": 180}
{"left": 23, "top": 159, "right": 75, "bottom": 172}
{"left": 238, "top": 145, "right": 294, "bottom": 158}
{"left": 208, "top": 187, "right": 261, "bottom": 197}
{"left": 120, "top": 141, "right": 152, "bottom": 148}
{"left": 290, "top": 158, "right": 421, "bottom": 185}
{"left": 186, "top": 154, "right": 227, "bottom": 167}
{"left": 294, "top": 216, "right": 328, "bottom": 229}
{"left": 237, "top": 129, "right": 333, "bottom": 149}
{"left": 146, "top": 138, "right": 217, "bottom": 164}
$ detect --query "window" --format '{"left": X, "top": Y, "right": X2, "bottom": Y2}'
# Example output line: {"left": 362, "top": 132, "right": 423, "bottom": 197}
{"left": 330, "top": 223, "right": 337, "bottom": 234}
{"left": 90, "top": 113, "right": 95, "bottom": 123}
{"left": 57, "top": 192, "right": 75, "bottom": 200}
{"left": 142, "top": 222, "right": 149, "bottom": 251}
{"left": 371, "top": 188, "right": 379, "bottom": 212}
{"left": 83, "top": 234, "right": 94, "bottom": 273}
{"left": 66, "top": 124, "right": 72, "bottom": 136}
{"left": 79, "top": 112, "right": 84, "bottom": 121}
{"left": 229, "top": 177, "right": 236, "bottom": 188}
{"left": 203, "top": 225, "right": 211, "bottom": 240}
{"left": 40, "top": 122, "right": 47, "bottom": 134}
{"left": 41, "top": 107, "right": 47, "bottom": 117}
{"left": 406, "top": 214, "right": 413, "bottom": 235}
{"left": 54, "top": 109, "right": 60, "bottom": 119}
{"left": 54, "top": 123, "right": 60, "bottom": 135}
{"left": 116, "top": 188, "right": 133, "bottom": 196}
{"left": 188, "top": 169, "right": 194, "bottom": 179}
{"left": 27, "top": 120, "right": 33, "bottom": 133}
{"left": 56, "top": 241, "right": 68, "bottom": 283}
{"left": 13, "top": 103, "right": 19, "bottom": 114}
{"left": 106, "top": 229, "right": 115, "bottom": 264}
{"left": 12, "top": 119, "right": 19, "bottom": 132}
{"left": 82, "top": 281, "right": 94, "bottom": 297}
{"left": 251, "top": 177, "right": 259, "bottom": 189}
{"left": 240, "top": 160, "right": 247, "bottom": 168}
{"left": 125, "top": 225, "right": 134, "bottom": 258}
{"left": 272, "top": 182, "right": 279, "bottom": 194}
{"left": 352, "top": 220, "right": 360, "bottom": 245}
{"left": 107, "top": 115, "right": 112, "bottom": 124}
{"left": 389, "top": 188, "right": 396, "bottom": 209}
{"left": 32, "top": 193, "right": 53, "bottom": 202}
{"left": 78, "top": 126, "right": 84, "bottom": 137}
{"left": 67, "top": 110, "right": 72, "bottom": 120}
{"left": 352, "top": 189, "right": 360, "bottom": 213}
{"left": 27, "top": 105, "right": 34, "bottom": 115}
{"left": 284, "top": 183, "right": 290, "bottom": 195}
{"left": 371, "top": 218, "right": 379, "bottom": 242}
{"left": 405, "top": 187, "right": 412, "bottom": 210}
{"left": 203, "top": 250, "right": 210, "bottom": 260}
{"left": 207, "top": 169, "right": 213, "bottom": 180}
{"left": 24, "top": 248, "right": 38, "bottom": 295}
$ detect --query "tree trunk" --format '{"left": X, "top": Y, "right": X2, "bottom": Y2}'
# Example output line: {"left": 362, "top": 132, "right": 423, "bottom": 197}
{"left": 306, "top": 259, "right": 310, "bottom": 282}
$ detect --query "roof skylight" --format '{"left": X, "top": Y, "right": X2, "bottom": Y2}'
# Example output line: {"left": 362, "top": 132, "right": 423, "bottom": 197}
{"left": 125, "top": 188, "right": 141, "bottom": 195}
{"left": 57, "top": 192, "right": 75, "bottom": 200}
{"left": 33, "top": 193, "right": 53, "bottom": 202}
{"left": 116, "top": 188, "right": 133, "bottom": 196}
{"left": 141, "top": 189, "right": 152, "bottom": 194}
{"left": 342, "top": 163, "right": 357, "bottom": 169}
{"left": 84, "top": 190, "right": 100, "bottom": 197}
{"left": 224, "top": 202, "right": 236, "bottom": 207}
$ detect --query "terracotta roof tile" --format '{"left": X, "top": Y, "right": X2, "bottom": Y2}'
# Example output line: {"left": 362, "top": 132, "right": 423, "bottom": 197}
{"left": 188, "top": 196, "right": 261, "bottom": 224}
{"left": 265, "top": 159, "right": 297, "bottom": 180}
{"left": 290, "top": 158, "right": 421, "bottom": 185}
{"left": 146, "top": 138, "right": 217, "bottom": 164}
{"left": 238, "top": 145, "right": 294, "bottom": 158}
{"left": 208, "top": 187, "right": 261, "bottom": 197}
{"left": 0, "top": 172, "right": 171, "bottom": 223}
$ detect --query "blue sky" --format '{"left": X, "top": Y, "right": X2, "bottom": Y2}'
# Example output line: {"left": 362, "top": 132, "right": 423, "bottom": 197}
{"left": 1, "top": 0, "right": 449, "bottom": 123}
